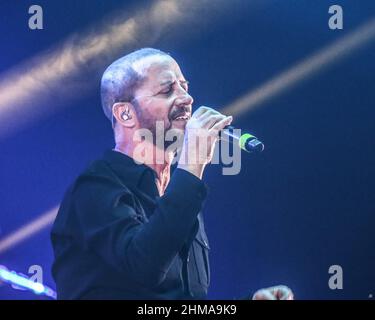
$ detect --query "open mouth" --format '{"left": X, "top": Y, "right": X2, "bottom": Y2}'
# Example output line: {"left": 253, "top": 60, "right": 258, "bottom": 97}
{"left": 172, "top": 114, "right": 190, "bottom": 121}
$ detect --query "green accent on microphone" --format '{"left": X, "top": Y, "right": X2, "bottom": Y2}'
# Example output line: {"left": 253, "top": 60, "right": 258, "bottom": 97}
{"left": 239, "top": 133, "right": 255, "bottom": 151}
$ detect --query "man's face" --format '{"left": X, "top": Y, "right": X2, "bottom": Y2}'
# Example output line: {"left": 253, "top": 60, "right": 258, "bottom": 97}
{"left": 131, "top": 55, "right": 193, "bottom": 143}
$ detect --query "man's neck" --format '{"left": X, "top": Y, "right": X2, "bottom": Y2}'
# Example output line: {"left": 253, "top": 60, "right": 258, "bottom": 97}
{"left": 114, "top": 142, "right": 174, "bottom": 196}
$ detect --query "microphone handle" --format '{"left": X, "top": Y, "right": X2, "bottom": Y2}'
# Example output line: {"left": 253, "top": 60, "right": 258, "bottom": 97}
{"left": 221, "top": 125, "right": 264, "bottom": 153}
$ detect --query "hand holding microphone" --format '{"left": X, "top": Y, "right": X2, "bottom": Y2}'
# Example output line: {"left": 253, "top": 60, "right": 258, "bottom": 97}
{"left": 177, "top": 106, "right": 264, "bottom": 179}
{"left": 177, "top": 106, "right": 233, "bottom": 178}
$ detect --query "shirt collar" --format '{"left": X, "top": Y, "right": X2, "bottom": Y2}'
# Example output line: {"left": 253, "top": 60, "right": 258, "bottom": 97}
{"left": 102, "top": 149, "right": 159, "bottom": 199}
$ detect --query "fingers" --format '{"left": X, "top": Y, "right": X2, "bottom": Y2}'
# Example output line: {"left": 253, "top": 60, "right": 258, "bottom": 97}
{"left": 271, "top": 285, "right": 294, "bottom": 300}
{"left": 181, "top": 106, "right": 233, "bottom": 166}
{"left": 192, "top": 106, "right": 212, "bottom": 119}
{"left": 252, "top": 285, "right": 294, "bottom": 300}
{"left": 252, "top": 289, "right": 276, "bottom": 300}
{"left": 200, "top": 114, "right": 225, "bottom": 129}
{"left": 192, "top": 106, "right": 232, "bottom": 131}
{"left": 210, "top": 116, "right": 233, "bottom": 133}
{"left": 273, "top": 285, "right": 294, "bottom": 300}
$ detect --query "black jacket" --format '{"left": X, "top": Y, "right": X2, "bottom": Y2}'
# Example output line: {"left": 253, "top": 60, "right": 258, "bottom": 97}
{"left": 51, "top": 150, "right": 210, "bottom": 299}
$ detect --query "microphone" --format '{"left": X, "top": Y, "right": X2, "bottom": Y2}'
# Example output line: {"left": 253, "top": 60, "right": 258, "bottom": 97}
{"left": 220, "top": 125, "right": 264, "bottom": 153}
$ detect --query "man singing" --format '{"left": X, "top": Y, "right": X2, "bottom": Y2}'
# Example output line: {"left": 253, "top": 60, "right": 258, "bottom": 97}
{"left": 51, "top": 48, "right": 293, "bottom": 300}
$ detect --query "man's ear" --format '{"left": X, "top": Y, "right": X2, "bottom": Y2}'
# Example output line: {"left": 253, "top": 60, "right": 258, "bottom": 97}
{"left": 112, "top": 102, "right": 137, "bottom": 128}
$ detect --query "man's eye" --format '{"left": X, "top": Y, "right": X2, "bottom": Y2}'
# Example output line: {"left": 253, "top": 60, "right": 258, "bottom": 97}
{"left": 159, "top": 82, "right": 188, "bottom": 95}
{"left": 160, "top": 86, "right": 173, "bottom": 95}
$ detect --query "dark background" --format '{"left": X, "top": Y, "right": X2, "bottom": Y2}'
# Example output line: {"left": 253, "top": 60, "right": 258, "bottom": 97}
{"left": 0, "top": 0, "right": 374, "bottom": 299}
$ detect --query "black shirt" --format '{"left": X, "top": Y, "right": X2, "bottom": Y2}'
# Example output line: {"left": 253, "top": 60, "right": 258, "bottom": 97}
{"left": 51, "top": 150, "right": 210, "bottom": 299}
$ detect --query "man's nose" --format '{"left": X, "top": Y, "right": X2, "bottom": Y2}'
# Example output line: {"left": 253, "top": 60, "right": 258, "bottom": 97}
{"left": 175, "top": 91, "right": 194, "bottom": 108}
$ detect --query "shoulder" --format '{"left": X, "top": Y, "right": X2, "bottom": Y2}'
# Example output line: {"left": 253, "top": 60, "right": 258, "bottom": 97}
{"left": 72, "top": 158, "right": 132, "bottom": 206}
{"left": 51, "top": 157, "right": 135, "bottom": 236}
{"left": 59, "top": 158, "right": 133, "bottom": 217}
